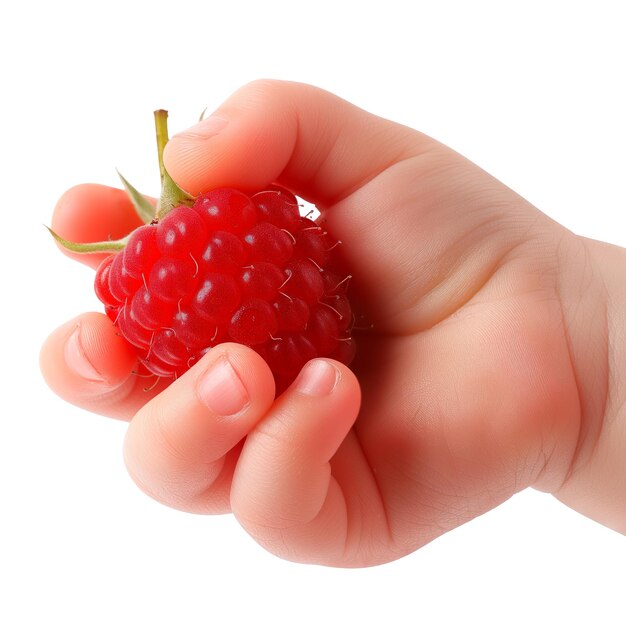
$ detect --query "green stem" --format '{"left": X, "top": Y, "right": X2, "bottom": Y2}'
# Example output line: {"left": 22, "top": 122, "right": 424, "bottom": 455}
{"left": 153, "top": 109, "right": 195, "bottom": 219}
{"left": 154, "top": 109, "right": 169, "bottom": 183}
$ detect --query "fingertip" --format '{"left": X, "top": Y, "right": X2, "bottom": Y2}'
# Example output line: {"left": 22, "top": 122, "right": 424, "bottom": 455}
{"left": 267, "top": 357, "right": 361, "bottom": 449}
{"left": 293, "top": 358, "right": 341, "bottom": 397}
{"left": 73, "top": 312, "right": 138, "bottom": 380}
{"left": 40, "top": 312, "right": 137, "bottom": 407}
{"left": 163, "top": 115, "right": 233, "bottom": 196}
{"left": 215, "top": 342, "right": 277, "bottom": 408}
{"left": 288, "top": 358, "right": 361, "bottom": 458}
{"left": 163, "top": 98, "right": 292, "bottom": 196}
{"left": 51, "top": 184, "right": 145, "bottom": 269}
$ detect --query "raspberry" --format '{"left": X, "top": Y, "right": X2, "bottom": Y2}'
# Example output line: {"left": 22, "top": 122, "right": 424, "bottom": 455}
{"left": 96, "top": 193, "right": 354, "bottom": 391}
{"left": 49, "top": 110, "right": 355, "bottom": 393}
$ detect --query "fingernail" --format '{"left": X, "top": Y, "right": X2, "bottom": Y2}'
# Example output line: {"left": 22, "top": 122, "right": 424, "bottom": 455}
{"left": 173, "top": 115, "right": 229, "bottom": 141}
{"left": 64, "top": 325, "right": 105, "bottom": 382}
{"left": 197, "top": 357, "right": 249, "bottom": 417}
{"left": 295, "top": 360, "right": 339, "bottom": 396}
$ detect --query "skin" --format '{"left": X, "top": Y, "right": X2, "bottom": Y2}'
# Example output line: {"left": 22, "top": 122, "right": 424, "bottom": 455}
{"left": 40, "top": 80, "right": 626, "bottom": 567}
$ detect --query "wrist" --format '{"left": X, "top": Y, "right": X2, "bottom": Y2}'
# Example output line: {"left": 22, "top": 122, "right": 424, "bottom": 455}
{"left": 548, "top": 235, "right": 626, "bottom": 533}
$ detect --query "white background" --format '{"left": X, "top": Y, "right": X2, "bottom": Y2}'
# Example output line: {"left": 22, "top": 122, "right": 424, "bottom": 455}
{"left": 2, "top": 1, "right": 625, "bottom": 624}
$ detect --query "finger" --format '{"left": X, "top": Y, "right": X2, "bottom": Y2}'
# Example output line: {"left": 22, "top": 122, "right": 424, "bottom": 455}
{"left": 51, "top": 183, "right": 148, "bottom": 269}
{"left": 123, "top": 343, "right": 275, "bottom": 514}
{"left": 231, "top": 359, "right": 362, "bottom": 565}
{"left": 163, "top": 79, "right": 428, "bottom": 202}
{"left": 40, "top": 312, "right": 170, "bottom": 420}
{"left": 163, "top": 80, "right": 550, "bottom": 334}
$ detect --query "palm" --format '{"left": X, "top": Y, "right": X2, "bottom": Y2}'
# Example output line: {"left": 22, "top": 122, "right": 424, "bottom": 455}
{"left": 319, "top": 164, "right": 580, "bottom": 561}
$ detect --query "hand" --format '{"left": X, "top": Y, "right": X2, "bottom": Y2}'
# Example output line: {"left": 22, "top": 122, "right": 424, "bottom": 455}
{"left": 41, "top": 80, "right": 626, "bottom": 566}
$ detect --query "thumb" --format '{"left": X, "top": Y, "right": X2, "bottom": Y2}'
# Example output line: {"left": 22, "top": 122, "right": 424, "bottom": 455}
{"left": 162, "top": 79, "right": 426, "bottom": 203}
{"left": 163, "top": 80, "right": 551, "bottom": 335}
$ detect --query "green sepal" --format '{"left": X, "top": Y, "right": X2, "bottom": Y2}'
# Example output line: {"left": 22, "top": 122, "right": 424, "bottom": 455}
{"left": 153, "top": 110, "right": 195, "bottom": 219}
{"left": 117, "top": 169, "right": 156, "bottom": 224}
{"left": 157, "top": 169, "right": 195, "bottom": 219}
{"left": 46, "top": 226, "right": 129, "bottom": 254}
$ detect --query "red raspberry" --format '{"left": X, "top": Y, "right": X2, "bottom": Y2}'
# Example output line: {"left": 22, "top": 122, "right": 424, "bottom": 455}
{"left": 50, "top": 110, "right": 355, "bottom": 393}
{"left": 96, "top": 188, "right": 354, "bottom": 391}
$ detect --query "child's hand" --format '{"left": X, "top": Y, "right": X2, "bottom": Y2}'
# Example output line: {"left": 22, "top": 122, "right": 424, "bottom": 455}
{"left": 41, "top": 80, "right": 626, "bottom": 566}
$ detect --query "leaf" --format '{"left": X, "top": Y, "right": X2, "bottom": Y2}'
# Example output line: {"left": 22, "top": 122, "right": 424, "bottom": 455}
{"left": 45, "top": 226, "right": 129, "bottom": 253}
{"left": 117, "top": 170, "right": 155, "bottom": 224}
